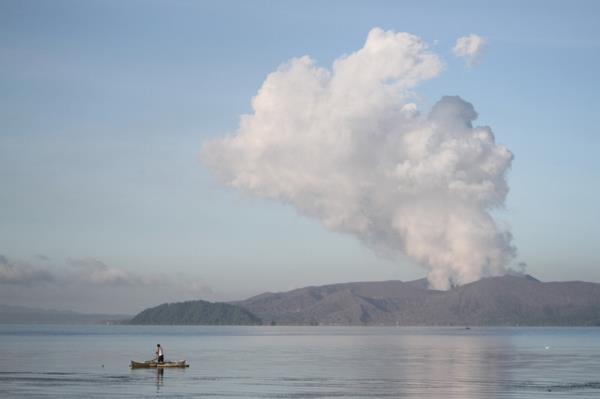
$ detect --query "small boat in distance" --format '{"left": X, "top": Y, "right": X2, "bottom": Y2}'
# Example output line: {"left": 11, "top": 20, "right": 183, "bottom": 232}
{"left": 130, "top": 360, "right": 189, "bottom": 369}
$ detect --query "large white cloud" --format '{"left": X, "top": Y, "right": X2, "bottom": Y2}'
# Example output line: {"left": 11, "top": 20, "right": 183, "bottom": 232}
{"left": 202, "top": 28, "right": 514, "bottom": 290}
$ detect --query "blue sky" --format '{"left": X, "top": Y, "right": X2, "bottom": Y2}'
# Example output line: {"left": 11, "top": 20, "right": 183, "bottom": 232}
{"left": 1, "top": 0, "right": 599, "bottom": 312}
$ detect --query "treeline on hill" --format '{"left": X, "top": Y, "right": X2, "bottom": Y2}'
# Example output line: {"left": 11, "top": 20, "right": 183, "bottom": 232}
{"left": 129, "top": 300, "right": 262, "bottom": 325}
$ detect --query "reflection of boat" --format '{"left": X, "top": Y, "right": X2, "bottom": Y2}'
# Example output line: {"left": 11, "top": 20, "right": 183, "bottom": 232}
{"left": 130, "top": 360, "right": 189, "bottom": 368}
{"left": 156, "top": 368, "right": 164, "bottom": 392}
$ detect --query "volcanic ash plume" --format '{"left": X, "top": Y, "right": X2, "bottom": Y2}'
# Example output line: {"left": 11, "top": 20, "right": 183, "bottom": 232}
{"left": 202, "top": 28, "right": 515, "bottom": 290}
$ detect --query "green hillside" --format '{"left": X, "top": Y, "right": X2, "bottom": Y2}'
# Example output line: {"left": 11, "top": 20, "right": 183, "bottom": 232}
{"left": 129, "top": 300, "right": 262, "bottom": 325}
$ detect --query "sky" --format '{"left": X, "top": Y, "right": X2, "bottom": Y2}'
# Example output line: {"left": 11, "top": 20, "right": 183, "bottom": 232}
{"left": 1, "top": 0, "right": 599, "bottom": 313}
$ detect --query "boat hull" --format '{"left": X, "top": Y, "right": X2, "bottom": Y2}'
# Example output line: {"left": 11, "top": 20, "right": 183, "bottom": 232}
{"left": 130, "top": 360, "right": 189, "bottom": 368}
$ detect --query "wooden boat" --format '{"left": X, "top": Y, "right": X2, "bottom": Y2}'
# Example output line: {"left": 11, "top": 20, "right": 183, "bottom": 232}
{"left": 130, "top": 360, "right": 189, "bottom": 369}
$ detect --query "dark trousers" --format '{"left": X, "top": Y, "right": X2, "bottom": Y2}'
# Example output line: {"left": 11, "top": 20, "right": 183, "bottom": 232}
{"left": 158, "top": 355, "right": 164, "bottom": 362}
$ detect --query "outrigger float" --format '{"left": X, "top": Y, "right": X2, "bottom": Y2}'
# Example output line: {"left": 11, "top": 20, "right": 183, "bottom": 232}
{"left": 130, "top": 360, "right": 189, "bottom": 369}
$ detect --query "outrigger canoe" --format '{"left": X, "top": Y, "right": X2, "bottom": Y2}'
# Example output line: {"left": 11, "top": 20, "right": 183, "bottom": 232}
{"left": 130, "top": 360, "right": 189, "bottom": 369}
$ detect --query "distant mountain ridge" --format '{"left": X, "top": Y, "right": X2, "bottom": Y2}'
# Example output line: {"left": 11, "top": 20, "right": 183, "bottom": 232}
{"left": 0, "top": 305, "right": 130, "bottom": 324}
{"left": 54, "top": 275, "right": 600, "bottom": 326}
{"left": 236, "top": 275, "right": 600, "bottom": 326}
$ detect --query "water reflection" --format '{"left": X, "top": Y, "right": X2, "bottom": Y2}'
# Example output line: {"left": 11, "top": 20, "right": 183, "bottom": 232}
{"left": 156, "top": 368, "right": 164, "bottom": 392}
{"left": 314, "top": 328, "right": 513, "bottom": 398}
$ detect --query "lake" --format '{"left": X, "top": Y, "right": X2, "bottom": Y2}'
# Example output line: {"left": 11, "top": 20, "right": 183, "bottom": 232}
{"left": 0, "top": 325, "right": 599, "bottom": 398}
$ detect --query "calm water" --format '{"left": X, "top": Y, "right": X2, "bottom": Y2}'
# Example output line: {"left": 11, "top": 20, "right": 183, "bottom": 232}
{"left": 1, "top": 325, "right": 599, "bottom": 398}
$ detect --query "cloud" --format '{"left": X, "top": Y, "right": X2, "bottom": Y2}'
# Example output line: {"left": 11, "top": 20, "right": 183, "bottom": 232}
{"left": 453, "top": 34, "right": 487, "bottom": 67}
{"left": 0, "top": 255, "right": 54, "bottom": 285}
{"left": 0, "top": 256, "right": 158, "bottom": 287}
{"left": 0, "top": 255, "right": 219, "bottom": 313}
{"left": 66, "top": 258, "right": 156, "bottom": 286}
{"left": 202, "top": 27, "right": 515, "bottom": 290}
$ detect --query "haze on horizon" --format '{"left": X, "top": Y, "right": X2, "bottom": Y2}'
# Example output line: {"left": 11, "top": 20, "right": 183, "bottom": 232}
{"left": 1, "top": 0, "right": 599, "bottom": 314}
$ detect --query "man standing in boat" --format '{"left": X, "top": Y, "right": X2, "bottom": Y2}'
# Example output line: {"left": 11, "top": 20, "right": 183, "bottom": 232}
{"left": 155, "top": 344, "right": 164, "bottom": 363}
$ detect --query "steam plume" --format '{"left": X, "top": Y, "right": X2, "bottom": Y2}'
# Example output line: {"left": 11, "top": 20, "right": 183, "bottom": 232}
{"left": 202, "top": 28, "right": 514, "bottom": 289}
